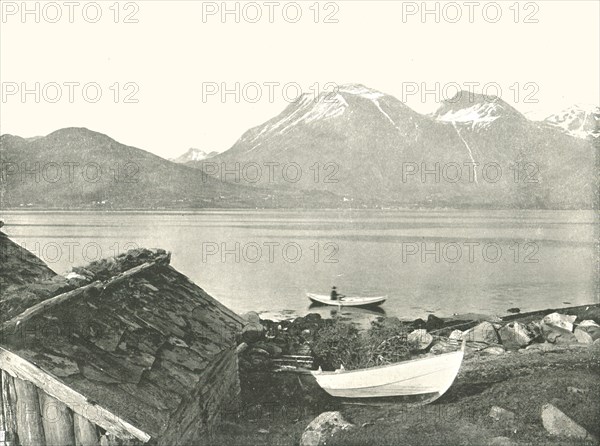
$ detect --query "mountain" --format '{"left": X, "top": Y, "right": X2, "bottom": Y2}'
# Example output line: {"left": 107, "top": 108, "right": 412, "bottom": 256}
{"left": 543, "top": 105, "right": 599, "bottom": 139}
{"left": 0, "top": 128, "right": 342, "bottom": 209}
{"left": 189, "top": 85, "right": 596, "bottom": 209}
{"left": 171, "top": 148, "right": 218, "bottom": 164}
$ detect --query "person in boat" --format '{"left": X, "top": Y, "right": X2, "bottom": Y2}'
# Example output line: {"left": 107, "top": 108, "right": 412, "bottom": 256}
{"left": 330, "top": 286, "right": 345, "bottom": 301}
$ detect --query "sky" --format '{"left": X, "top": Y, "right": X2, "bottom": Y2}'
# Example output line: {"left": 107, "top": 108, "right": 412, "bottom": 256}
{"left": 1, "top": 0, "right": 598, "bottom": 159}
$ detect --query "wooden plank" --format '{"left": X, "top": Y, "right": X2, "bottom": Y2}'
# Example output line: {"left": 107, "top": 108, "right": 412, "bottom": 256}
{"left": 1, "top": 371, "right": 18, "bottom": 438}
{"left": 0, "top": 280, "right": 102, "bottom": 335}
{"left": 0, "top": 347, "right": 150, "bottom": 443}
{"left": 38, "top": 390, "right": 75, "bottom": 446}
{"left": 0, "top": 371, "right": 5, "bottom": 432}
{"left": 13, "top": 377, "right": 45, "bottom": 446}
{"left": 74, "top": 413, "right": 100, "bottom": 446}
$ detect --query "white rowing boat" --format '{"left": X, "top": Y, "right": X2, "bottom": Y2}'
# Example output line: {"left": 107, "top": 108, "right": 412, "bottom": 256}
{"left": 311, "top": 341, "right": 465, "bottom": 401}
{"left": 307, "top": 293, "right": 387, "bottom": 307}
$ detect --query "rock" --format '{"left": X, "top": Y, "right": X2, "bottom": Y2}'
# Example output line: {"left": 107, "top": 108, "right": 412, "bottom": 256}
{"left": 463, "top": 321, "right": 500, "bottom": 344}
{"left": 448, "top": 330, "right": 463, "bottom": 341}
{"left": 407, "top": 329, "right": 433, "bottom": 351}
{"left": 507, "top": 307, "right": 520, "bottom": 314}
{"left": 300, "top": 411, "right": 354, "bottom": 446}
{"left": 304, "top": 313, "right": 322, "bottom": 323}
{"left": 499, "top": 322, "right": 533, "bottom": 350}
{"left": 242, "top": 322, "right": 265, "bottom": 343}
{"left": 574, "top": 324, "right": 600, "bottom": 344}
{"left": 541, "top": 323, "right": 578, "bottom": 344}
{"left": 489, "top": 406, "right": 516, "bottom": 425}
{"left": 302, "top": 329, "right": 311, "bottom": 336}
{"left": 578, "top": 319, "right": 600, "bottom": 328}
{"left": 426, "top": 314, "right": 444, "bottom": 331}
{"left": 249, "top": 347, "right": 270, "bottom": 357}
{"left": 480, "top": 346, "right": 505, "bottom": 356}
{"left": 526, "top": 321, "right": 543, "bottom": 341}
{"left": 430, "top": 339, "right": 460, "bottom": 355}
{"left": 541, "top": 403, "right": 597, "bottom": 441}
{"left": 488, "top": 436, "right": 515, "bottom": 446}
{"left": 411, "top": 318, "right": 426, "bottom": 329}
{"left": 542, "top": 312, "right": 577, "bottom": 332}
{"left": 242, "top": 311, "right": 261, "bottom": 324}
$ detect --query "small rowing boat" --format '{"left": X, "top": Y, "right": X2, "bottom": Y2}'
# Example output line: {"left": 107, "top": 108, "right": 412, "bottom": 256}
{"left": 307, "top": 293, "right": 387, "bottom": 307}
{"left": 311, "top": 340, "right": 465, "bottom": 401}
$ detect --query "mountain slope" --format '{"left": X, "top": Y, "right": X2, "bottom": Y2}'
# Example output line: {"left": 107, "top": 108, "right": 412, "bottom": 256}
{"left": 0, "top": 128, "right": 338, "bottom": 209}
{"left": 171, "top": 148, "right": 218, "bottom": 164}
{"left": 544, "top": 105, "right": 599, "bottom": 139}
{"left": 193, "top": 86, "right": 596, "bottom": 209}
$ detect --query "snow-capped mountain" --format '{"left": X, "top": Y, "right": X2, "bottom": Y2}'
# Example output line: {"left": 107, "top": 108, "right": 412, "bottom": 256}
{"left": 544, "top": 105, "right": 599, "bottom": 139}
{"left": 432, "top": 92, "right": 526, "bottom": 131}
{"left": 171, "top": 148, "right": 218, "bottom": 164}
{"left": 195, "top": 84, "right": 595, "bottom": 209}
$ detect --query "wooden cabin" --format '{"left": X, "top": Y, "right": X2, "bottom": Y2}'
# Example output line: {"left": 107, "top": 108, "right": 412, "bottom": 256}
{"left": 0, "top": 246, "right": 244, "bottom": 445}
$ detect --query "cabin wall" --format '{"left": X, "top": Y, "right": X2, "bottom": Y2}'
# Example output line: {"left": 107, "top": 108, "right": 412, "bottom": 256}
{"left": 0, "top": 368, "right": 138, "bottom": 446}
{"left": 159, "top": 348, "right": 240, "bottom": 446}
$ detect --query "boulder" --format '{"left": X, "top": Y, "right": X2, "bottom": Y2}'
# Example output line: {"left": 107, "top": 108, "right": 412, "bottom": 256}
{"left": 304, "top": 313, "right": 322, "bottom": 324}
{"left": 426, "top": 314, "right": 444, "bottom": 331}
{"left": 480, "top": 346, "right": 505, "bottom": 356}
{"left": 541, "top": 323, "right": 578, "bottom": 344}
{"left": 506, "top": 307, "right": 520, "bottom": 314}
{"left": 541, "top": 403, "right": 597, "bottom": 441}
{"left": 448, "top": 330, "right": 463, "bottom": 341}
{"left": 578, "top": 319, "right": 600, "bottom": 328}
{"left": 574, "top": 322, "right": 600, "bottom": 344}
{"left": 463, "top": 321, "right": 500, "bottom": 344}
{"left": 242, "top": 322, "right": 265, "bottom": 343}
{"left": 407, "top": 329, "right": 433, "bottom": 351}
{"left": 489, "top": 406, "right": 516, "bottom": 426}
{"left": 499, "top": 322, "right": 533, "bottom": 350}
{"left": 242, "top": 311, "right": 261, "bottom": 324}
{"left": 300, "top": 411, "right": 354, "bottom": 446}
{"left": 541, "top": 313, "right": 577, "bottom": 332}
{"left": 411, "top": 318, "right": 426, "bottom": 329}
{"left": 430, "top": 339, "right": 460, "bottom": 355}
{"left": 526, "top": 321, "right": 543, "bottom": 341}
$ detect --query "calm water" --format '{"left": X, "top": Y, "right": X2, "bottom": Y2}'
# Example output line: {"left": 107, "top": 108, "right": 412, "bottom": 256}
{"left": 2, "top": 209, "right": 597, "bottom": 320}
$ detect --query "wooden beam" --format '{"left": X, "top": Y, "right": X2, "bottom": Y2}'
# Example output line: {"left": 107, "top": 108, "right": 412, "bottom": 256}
{"left": 39, "top": 390, "right": 75, "bottom": 446}
{"left": 13, "top": 377, "right": 45, "bottom": 446}
{"left": 1, "top": 254, "right": 170, "bottom": 335}
{"left": 0, "top": 348, "right": 151, "bottom": 443}
{"left": 1, "top": 371, "right": 17, "bottom": 438}
{"left": 74, "top": 412, "right": 100, "bottom": 446}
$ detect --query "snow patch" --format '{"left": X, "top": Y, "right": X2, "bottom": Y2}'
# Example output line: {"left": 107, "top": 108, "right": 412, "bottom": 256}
{"left": 438, "top": 102, "right": 502, "bottom": 129}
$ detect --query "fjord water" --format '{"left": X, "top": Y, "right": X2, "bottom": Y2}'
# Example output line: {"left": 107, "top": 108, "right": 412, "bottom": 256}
{"left": 3, "top": 210, "right": 597, "bottom": 319}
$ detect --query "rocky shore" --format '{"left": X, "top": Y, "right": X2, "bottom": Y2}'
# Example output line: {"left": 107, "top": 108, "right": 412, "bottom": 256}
{"left": 220, "top": 303, "right": 600, "bottom": 445}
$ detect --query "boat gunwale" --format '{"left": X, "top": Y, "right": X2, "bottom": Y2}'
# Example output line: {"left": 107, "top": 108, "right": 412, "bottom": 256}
{"left": 312, "top": 349, "right": 464, "bottom": 376}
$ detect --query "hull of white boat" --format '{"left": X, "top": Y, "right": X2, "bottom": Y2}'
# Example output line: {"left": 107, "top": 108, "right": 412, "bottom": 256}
{"left": 307, "top": 293, "right": 387, "bottom": 307}
{"left": 311, "top": 349, "right": 464, "bottom": 399}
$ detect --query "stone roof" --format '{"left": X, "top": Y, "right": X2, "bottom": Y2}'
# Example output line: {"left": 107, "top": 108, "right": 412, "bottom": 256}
{"left": 0, "top": 248, "right": 244, "bottom": 441}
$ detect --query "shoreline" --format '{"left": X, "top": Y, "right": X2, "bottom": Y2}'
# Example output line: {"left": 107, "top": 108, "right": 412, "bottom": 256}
{"left": 226, "top": 302, "right": 600, "bottom": 445}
